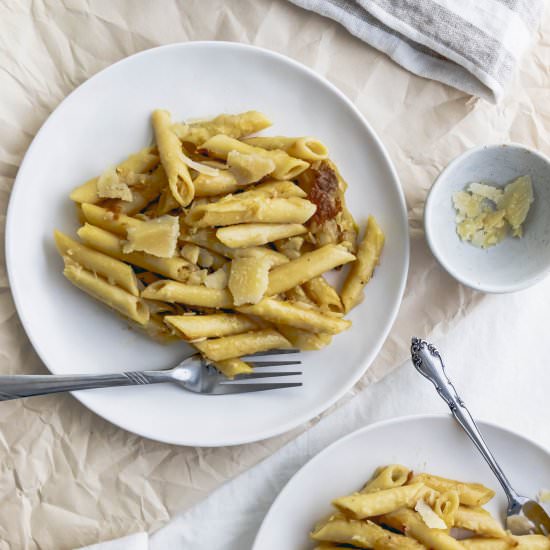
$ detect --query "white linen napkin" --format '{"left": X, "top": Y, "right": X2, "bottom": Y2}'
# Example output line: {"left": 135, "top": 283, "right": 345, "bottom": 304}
{"left": 74, "top": 532, "right": 148, "bottom": 550}
{"left": 289, "top": 0, "right": 544, "bottom": 102}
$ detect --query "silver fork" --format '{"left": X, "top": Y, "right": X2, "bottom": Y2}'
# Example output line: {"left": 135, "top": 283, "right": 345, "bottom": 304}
{"left": 411, "top": 337, "right": 550, "bottom": 535}
{"left": 0, "top": 350, "right": 302, "bottom": 401}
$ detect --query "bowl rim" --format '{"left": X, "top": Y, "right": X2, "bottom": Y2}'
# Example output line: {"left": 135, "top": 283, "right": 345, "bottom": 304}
{"left": 424, "top": 142, "right": 550, "bottom": 294}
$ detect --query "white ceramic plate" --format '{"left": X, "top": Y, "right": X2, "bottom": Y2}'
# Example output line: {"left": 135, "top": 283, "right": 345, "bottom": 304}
{"left": 6, "top": 42, "right": 408, "bottom": 446}
{"left": 253, "top": 414, "right": 550, "bottom": 549}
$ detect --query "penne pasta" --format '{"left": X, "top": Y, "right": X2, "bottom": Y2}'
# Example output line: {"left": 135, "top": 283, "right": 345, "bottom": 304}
{"left": 433, "top": 491, "right": 459, "bottom": 528}
{"left": 453, "top": 506, "right": 509, "bottom": 538}
{"left": 275, "top": 324, "right": 333, "bottom": 351}
{"left": 303, "top": 276, "right": 344, "bottom": 313}
{"left": 141, "top": 280, "right": 233, "bottom": 308}
{"left": 341, "top": 215, "right": 385, "bottom": 313}
{"left": 361, "top": 464, "right": 411, "bottom": 493}
{"left": 185, "top": 196, "right": 316, "bottom": 227}
{"left": 152, "top": 109, "right": 194, "bottom": 206}
{"left": 70, "top": 147, "right": 159, "bottom": 204}
{"left": 333, "top": 483, "right": 425, "bottom": 519}
{"left": 267, "top": 244, "right": 356, "bottom": 296}
{"left": 193, "top": 329, "right": 291, "bottom": 362}
{"left": 81, "top": 202, "right": 142, "bottom": 236}
{"left": 380, "top": 508, "right": 463, "bottom": 550}
{"left": 461, "top": 535, "right": 550, "bottom": 549}
{"left": 181, "top": 228, "right": 289, "bottom": 266}
{"left": 237, "top": 298, "right": 351, "bottom": 334}
{"left": 243, "top": 136, "right": 329, "bottom": 161}
{"left": 164, "top": 313, "right": 257, "bottom": 340}
{"left": 216, "top": 223, "right": 307, "bottom": 249}
{"left": 77, "top": 223, "right": 191, "bottom": 282}
{"left": 63, "top": 259, "right": 149, "bottom": 325}
{"left": 172, "top": 111, "right": 272, "bottom": 145}
{"left": 409, "top": 473, "right": 495, "bottom": 507}
{"left": 54, "top": 230, "right": 139, "bottom": 296}
{"left": 310, "top": 514, "right": 423, "bottom": 549}
{"left": 200, "top": 134, "right": 310, "bottom": 179}
{"left": 212, "top": 357, "right": 253, "bottom": 379}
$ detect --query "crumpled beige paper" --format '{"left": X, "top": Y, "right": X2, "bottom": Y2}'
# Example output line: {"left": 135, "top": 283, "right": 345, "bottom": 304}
{"left": 0, "top": 1, "right": 548, "bottom": 548}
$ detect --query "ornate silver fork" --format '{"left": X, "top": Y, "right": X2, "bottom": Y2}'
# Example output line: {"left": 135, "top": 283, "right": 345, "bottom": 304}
{"left": 0, "top": 350, "right": 302, "bottom": 401}
{"left": 411, "top": 337, "right": 550, "bottom": 535}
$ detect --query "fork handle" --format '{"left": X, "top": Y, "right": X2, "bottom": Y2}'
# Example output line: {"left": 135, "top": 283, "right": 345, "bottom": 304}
{"left": 0, "top": 370, "right": 172, "bottom": 401}
{"left": 410, "top": 338, "right": 523, "bottom": 511}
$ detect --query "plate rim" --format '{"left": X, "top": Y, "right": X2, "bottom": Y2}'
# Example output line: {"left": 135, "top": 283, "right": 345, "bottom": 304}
{"left": 5, "top": 41, "right": 410, "bottom": 446}
{"left": 252, "top": 412, "right": 550, "bottom": 548}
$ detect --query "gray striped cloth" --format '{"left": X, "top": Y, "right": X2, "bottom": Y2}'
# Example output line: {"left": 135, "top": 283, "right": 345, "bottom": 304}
{"left": 289, "top": 0, "right": 544, "bottom": 102}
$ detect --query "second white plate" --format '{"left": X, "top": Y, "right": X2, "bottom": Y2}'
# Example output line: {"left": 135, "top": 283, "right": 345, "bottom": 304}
{"left": 253, "top": 414, "right": 550, "bottom": 549}
{"left": 6, "top": 42, "right": 408, "bottom": 446}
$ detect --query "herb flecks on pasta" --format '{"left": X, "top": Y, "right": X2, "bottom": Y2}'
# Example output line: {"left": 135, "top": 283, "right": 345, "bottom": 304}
{"left": 55, "top": 110, "right": 385, "bottom": 377}
{"left": 310, "top": 465, "right": 550, "bottom": 549}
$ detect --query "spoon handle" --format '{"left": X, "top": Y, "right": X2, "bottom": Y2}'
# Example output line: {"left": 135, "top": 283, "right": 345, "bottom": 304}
{"left": 410, "top": 337, "right": 522, "bottom": 512}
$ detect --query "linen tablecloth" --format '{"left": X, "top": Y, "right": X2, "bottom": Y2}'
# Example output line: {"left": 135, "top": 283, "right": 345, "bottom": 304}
{"left": 1, "top": 1, "right": 549, "bottom": 548}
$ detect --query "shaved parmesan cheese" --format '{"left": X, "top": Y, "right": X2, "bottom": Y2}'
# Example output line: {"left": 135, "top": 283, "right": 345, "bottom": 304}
{"left": 97, "top": 167, "right": 133, "bottom": 202}
{"left": 415, "top": 499, "right": 447, "bottom": 529}
{"left": 177, "top": 150, "right": 219, "bottom": 176}
{"left": 123, "top": 215, "right": 179, "bottom": 258}
{"left": 186, "top": 269, "right": 208, "bottom": 286}
{"left": 228, "top": 257, "right": 271, "bottom": 305}
{"left": 453, "top": 176, "right": 532, "bottom": 248}
{"left": 180, "top": 243, "right": 200, "bottom": 264}
{"left": 468, "top": 182, "right": 504, "bottom": 202}
{"left": 538, "top": 489, "right": 550, "bottom": 503}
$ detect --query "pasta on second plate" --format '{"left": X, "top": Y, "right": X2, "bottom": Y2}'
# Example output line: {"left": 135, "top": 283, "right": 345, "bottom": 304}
{"left": 55, "top": 110, "right": 385, "bottom": 378}
{"left": 311, "top": 465, "right": 550, "bottom": 549}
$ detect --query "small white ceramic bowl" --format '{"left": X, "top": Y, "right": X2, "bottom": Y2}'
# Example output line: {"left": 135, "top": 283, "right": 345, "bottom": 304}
{"left": 425, "top": 144, "right": 550, "bottom": 293}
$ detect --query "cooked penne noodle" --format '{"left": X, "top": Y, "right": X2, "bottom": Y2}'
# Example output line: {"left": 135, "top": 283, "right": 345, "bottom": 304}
{"left": 141, "top": 280, "right": 233, "bottom": 308}
{"left": 243, "top": 136, "right": 329, "bottom": 161}
{"left": 80, "top": 203, "right": 142, "bottom": 236}
{"left": 333, "top": 483, "right": 424, "bottom": 519}
{"left": 303, "top": 276, "right": 344, "bottom": 313}
{"left": 453, "top": 506, "right": 508, "bottom": 538}
{"left": 193, "top": 171, "right": 244, "bottom": 198}
{"left": 433, "top": 491, "right": 459, "bottom": 528}
{"left": 182, "top": 228, "right": 289, "bottom": 266}
{"left": 361, "top": 464, "right": 411, "bottom": 493}
{"left": 461, "top": 535, "right": 550, "bottom": 549}
{"left": 54, "top": 230, "right": 139, "bottom": 296}
{"left": 267, "top": 244, "right": 356, "bottom": 296}
{"left": 211, "top": 357, "right": 253, "bottom": 379}
{"left": 164, "top": 313, "right": 257, "bottom": 340}
{"left": 200, "top": 134, "right": 310, "bottom": 179}
{"left": 63, "top": 260, "right": 149, "bottom": 325}
{"left": 310, "top": 514, "right": 423, "bottom": 549}
{"left": 409, "top": 473, "right": 495, "bottom": 506}
{"left": 380, "top": 508, "right": 463, "bottom": 550}
{"left": 275, "top": 324, "right": 332, "bottom": 350}
{"left": 341, "top": 215, "right": 385, "bottom": 313}
{"left": 77, "top": 224, "right": 191, "bottom": 282}
{"left": 238, "top": 298, "right": 351, "bottom": 334}
{"left": 193, "top": 329, "right": 290, "bottom": 362}
{"left": 185, "top": 196, "right": 316, "bottom": 227}
{"left": 172, "top": 111, "right": 272, "bottom": 145}
{"left": 153, "top": 185, "right": 181, "bottom": 216}
{"left": 233, "top": 180, "right": 307, "bottom": 200}
{"left": 216, "top": 223, "right": 307, "bottom": 248}
{"left": 70, "top": 147, "right": 159, "bottom": 204}
{"left": 152, "top": 109, "right": 194, "bottom": 206}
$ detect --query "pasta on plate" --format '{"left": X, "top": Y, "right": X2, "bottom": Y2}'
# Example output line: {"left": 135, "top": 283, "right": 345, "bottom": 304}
{"left": 55, "top": 110, "right": 385, "bottom": 378}
{"left": 311, "top": 465, "right": 550, "bottom": 549}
